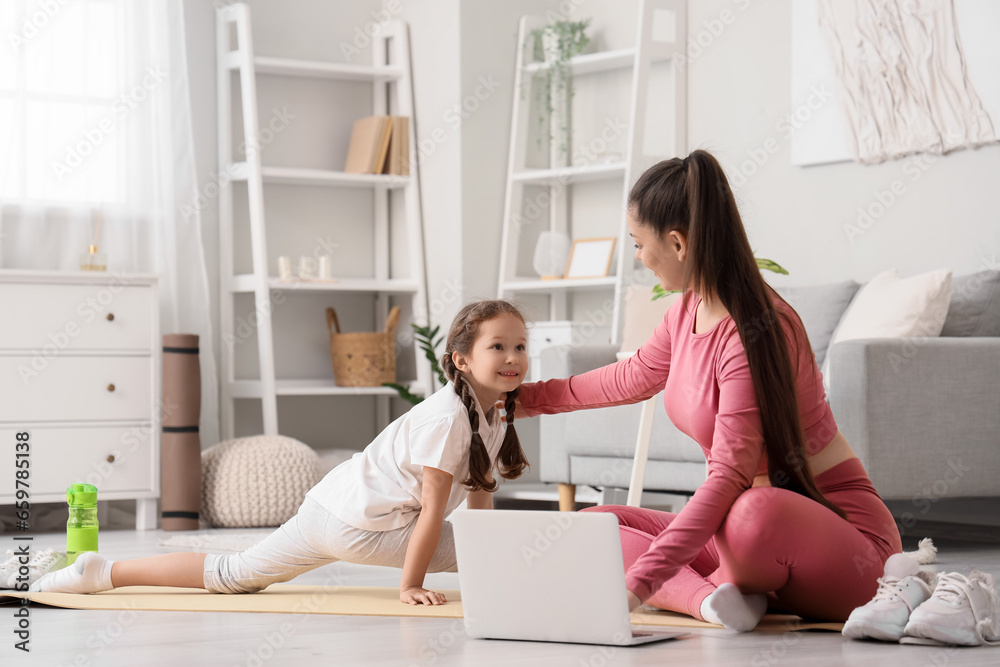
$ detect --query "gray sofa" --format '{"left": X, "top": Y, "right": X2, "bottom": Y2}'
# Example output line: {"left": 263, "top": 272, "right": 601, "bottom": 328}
{"left": 538, "top": 271, "right": 1000, "bottom": 510}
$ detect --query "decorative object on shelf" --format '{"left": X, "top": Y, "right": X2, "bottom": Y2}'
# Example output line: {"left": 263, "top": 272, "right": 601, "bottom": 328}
{"left": 318, "top": 254, "right": 333, "bottom": 280}
{"left": 532, "top": 230, "right": 572, "bottom": 280}
{"left": 343, "top": 115, "right": 410, "bottom": 175}
{"left": 383, "top": 322, "right": 446, "bottom": 406}
{"left": 525, "top": 19, "right": 591, "bottom": 157}
{"left": 565, "top": 237, "right": 616, "bottom": 279}
{"left": 217, "top": 6, "right": 429, "bottom": 438}
{"left": 794, "top": 0, "right": 998, "bottom": 165}
{"left": 650, "top": 257, "right": 790, "bottom": 301}
{"left": 383, "top": 116, "right": 410, "bottom": 176}
{"left": 298, "top": 255, "right": 317, "bottom": 279}
{"left": 277, "top": 256, "right": 292, "bottom": 280}
{"left": 201, "top": 435, "right": 321, "bottom": 528}
{"left": 161, "top": 333, "right": 202, "bottom": 531}
{"left": 79, "top": 207, "right": 107, "bottom": 271}
{"left": 327, "top": 306, "right": 401, "bottom": 387}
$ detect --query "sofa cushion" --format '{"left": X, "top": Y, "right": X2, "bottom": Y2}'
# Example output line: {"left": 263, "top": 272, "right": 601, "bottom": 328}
{"left": 772, "top": 279, "right": 860, "bottom": 366}
{"left": 940, "top": 270, "right": 1000, "bottom": 337}
{"left": 822, "top": 268, "right": 952, "bottom": 392}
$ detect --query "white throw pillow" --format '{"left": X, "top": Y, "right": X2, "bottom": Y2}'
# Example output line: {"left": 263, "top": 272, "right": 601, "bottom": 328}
{"left": 821, "top": 268, "right": 953, "bottom": 392}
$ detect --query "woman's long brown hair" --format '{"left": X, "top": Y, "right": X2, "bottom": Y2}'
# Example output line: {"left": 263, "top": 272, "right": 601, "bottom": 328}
{"left": 628, "top": 150, "right": 845, "bottom": 519}
{"left": 440, "top": 300, "right": 529, "bottom": 492}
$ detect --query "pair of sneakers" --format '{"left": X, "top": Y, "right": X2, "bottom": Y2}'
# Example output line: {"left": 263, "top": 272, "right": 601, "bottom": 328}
{"left": 843, "top": 552, "right": 1000, "bottom": 646}
{"left": 0, "top": 548, "right": 66, "bottom": 589}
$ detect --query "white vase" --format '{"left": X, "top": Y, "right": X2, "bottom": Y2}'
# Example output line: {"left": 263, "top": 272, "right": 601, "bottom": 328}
{"left": 533, "top": 230, "right": 571, "bottom": 279}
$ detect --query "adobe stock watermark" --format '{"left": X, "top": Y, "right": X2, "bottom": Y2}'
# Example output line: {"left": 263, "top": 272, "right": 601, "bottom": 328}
{"left": 510, "top": 116, "right": 627, "bottom": 231}
{"left": 7, "top": 0, "right": 72, "bottom": 51}
{"left": 223, "top": 288, "right": 287, "bottom": 352}
{"left": 842, "top": 151, "right": 943, "bottom": 244}
{"left": 411, "top": 74, "right": 502, "bottom": 168}
{"left": 405, "top": 616, "right": 472, "bottom": 667}
{"left": 59, "top": 600, "right": 141, "bottom": 666}
{"left": 749, "top": 619, "right": 805, "bottom": 667}
{"left": 238, "top": 567, "right": 351, "bottom": 667}
{"left": 181, "top": 106, "right": 296, "bottom": 222}
{"left": 728, "top": 83, "right": 834, "bottom": 188}
{"left": 674, "top": 0, "right": 753, "bottom": 71}
{"left": 17, "top": 269, "right": 137, "bottom": 385}
{"left": 521, "top": 511, "right": 574, "bottom": 566}
{"left": 339, "top": 0, "right": 407, "bottom": 62}
{"left": 51, "top": 66, "right": 168, "bottom": 182}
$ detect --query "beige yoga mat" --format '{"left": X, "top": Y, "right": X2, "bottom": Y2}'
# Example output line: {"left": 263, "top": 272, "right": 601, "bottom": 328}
{"left": 0, "top": 586, "right": 843, "bottom": 631}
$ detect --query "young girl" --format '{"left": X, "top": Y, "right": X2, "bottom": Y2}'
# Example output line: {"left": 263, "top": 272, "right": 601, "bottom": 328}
{"left": 517, "top": 150, "right": 902, "bottom": 630}
{"left": 34, "top": 300, "right": 530, "bottom": 606}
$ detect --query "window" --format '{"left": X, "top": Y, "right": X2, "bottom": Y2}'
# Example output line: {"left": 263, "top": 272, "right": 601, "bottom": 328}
{"left": 0, "top": 0, "right": 128, "bottom": 205}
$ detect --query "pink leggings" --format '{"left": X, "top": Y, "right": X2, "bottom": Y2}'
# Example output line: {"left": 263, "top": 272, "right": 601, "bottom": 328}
{"left": 584, "top": 458, "right": 902, "bottom": 622}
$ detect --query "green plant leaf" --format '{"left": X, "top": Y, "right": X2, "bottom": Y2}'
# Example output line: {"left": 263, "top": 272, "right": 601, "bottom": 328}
{"left": 651, "top": 284, "right": 681, "bottom": 301}
{"left": 649, "top": 257, "right": 790, "bottom": 300}
{"left": 412, "top": 322, "right": 447, "bottom": 388}
{"left": 755, "top": 257, "right": 789, "bottom": 275}
{"left": 382, "top": 382, "right": 424, "bottom": 406}
{"left": 522, "top": 19, "right": 591, "bottom": 157}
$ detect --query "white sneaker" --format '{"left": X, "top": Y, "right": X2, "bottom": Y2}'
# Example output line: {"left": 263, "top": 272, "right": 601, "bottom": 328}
{"left": 843, "top": 553, "right": 936, "bottom": 641}
{"left": 902, "top": 570, "right": 1000, "bottom": 646}
{"left": 0, "top": 550, "right": 29, "bottom": 588}
{"left": 4, "top": 548, "right": 66, "bottom": 589}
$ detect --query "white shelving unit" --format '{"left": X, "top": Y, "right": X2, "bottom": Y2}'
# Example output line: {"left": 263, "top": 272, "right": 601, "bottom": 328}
{"left": 216, "top": 4, "right": 429, "bottom": 439}
{"left": 498, "top": 0, "right": 687, "bottom": 345}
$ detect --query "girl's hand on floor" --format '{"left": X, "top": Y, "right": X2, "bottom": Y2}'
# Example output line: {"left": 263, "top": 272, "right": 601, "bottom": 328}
{"left": 400, "top": 586, "right": 448, "bottom": 606}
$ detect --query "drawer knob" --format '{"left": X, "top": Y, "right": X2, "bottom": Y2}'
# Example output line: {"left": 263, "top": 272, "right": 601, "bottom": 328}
{"left": 107, "top": 313, "right": 115, "bottom": 321}
{"left": 107, "top": 383, "right": 116, "bottom": 392}
{"left": 106, "top": 454, "right": 115, "bottom": 463}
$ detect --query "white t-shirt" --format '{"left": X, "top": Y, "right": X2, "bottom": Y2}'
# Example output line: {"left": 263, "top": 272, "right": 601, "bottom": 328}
{"left": 307, "top": 381, "right": 505, "bottom": 531}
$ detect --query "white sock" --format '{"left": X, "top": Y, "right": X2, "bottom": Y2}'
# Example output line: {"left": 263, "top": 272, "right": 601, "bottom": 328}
{"left": 29, "top": 552, "right": 114, "bottom": 594}
{"left": 700, "top": 582, "right": 768, "bottom": 632}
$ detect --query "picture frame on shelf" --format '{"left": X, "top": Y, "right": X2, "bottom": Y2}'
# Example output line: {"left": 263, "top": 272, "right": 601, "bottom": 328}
{"left": 564, "top": 237, "right": 616, "bottom": 279}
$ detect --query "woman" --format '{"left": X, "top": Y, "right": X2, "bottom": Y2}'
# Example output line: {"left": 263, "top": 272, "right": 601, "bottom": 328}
{"left": 516, "top": 150, "right": 901, "bottom": 631}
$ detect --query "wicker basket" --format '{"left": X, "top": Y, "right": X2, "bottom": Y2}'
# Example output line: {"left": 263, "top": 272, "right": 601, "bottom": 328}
{"left": 326, "top": 306, "right": 401, "bottom": 387}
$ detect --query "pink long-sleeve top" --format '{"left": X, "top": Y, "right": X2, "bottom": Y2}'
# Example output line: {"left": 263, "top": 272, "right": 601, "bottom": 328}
{"left": 518, "top": 289, "right": 838, "bottom": 601}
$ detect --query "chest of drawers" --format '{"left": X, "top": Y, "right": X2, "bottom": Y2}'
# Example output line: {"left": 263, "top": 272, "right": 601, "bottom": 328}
{"left": 0, "top": 270, "right": 160, "bottom": 530}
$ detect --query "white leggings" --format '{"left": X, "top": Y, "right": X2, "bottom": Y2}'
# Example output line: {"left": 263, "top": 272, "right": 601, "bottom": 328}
{"left": 203, "top": 496, "right": 459, "bottom": 594}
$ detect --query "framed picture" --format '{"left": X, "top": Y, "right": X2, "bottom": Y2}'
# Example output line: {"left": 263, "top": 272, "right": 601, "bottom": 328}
{"left": 564, "top": 237, "right": 616, "bottom": 279}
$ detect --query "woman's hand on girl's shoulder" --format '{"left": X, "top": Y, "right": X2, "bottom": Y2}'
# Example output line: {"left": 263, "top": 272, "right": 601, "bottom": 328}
{"left": 400, "top": 586, "right": 448, "bottom": 605}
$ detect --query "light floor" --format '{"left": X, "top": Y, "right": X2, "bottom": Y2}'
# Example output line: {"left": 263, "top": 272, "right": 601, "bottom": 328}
{"left": 5, "top": 520, "right": 1000, "bottom": 667}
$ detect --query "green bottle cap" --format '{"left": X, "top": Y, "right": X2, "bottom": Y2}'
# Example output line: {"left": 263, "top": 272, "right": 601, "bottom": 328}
{"left": 67, "top": 483, "right": 98, "bottom": 507}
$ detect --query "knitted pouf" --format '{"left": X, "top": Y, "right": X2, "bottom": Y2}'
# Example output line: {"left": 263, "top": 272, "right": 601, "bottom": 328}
{"left": 201, "top": 435, "right": 321, "bottom": 528}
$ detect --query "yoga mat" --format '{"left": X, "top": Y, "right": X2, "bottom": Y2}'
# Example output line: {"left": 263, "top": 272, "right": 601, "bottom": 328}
{"left": 161, "top": 334, "right": 202, "bottom": 531}
{"left": 0, "top": 586, "right": 843, "bottom": 631}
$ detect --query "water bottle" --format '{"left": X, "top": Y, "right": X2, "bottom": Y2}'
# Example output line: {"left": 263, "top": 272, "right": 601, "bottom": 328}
{"left": 66, "top": 483, "right": 99, "bottom": 565}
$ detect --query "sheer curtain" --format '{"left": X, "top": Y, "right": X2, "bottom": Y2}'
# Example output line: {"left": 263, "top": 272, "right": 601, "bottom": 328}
{"left": 0, "top": 0, "right": 219, "bottom": 447}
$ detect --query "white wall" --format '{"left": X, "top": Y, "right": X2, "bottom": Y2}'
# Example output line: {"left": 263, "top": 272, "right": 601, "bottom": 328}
{"left": 571, "top": 0, "right": 1000, "bottom": 285}
{"left": 186, "top": 0, "right": 999, "bottom": 480}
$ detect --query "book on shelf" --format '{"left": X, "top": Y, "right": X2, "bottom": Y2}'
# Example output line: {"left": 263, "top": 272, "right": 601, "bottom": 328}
{"left": 343, "top": 115, "right": 409, "bottom": 175}
{"left": 382, "top": 116, "right": 409, "bottom": 176}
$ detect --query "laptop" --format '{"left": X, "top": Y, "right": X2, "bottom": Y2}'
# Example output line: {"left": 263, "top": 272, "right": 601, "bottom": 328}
{"left": 451, "top": 509, "right": 688, "bottom": 646}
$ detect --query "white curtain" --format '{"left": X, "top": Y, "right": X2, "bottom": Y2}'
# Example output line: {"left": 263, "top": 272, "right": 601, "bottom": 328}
{"left": 0, "top": 0, "right": 219, "bottom": 447}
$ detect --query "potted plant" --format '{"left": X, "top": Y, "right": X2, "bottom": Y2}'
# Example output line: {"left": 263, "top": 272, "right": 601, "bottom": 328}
{"left": 651, "top": 258, "right": 789, "bottom": 300}
{"left": 524, "top": 19, "right": 591, "bottom": 161}
{"left": 383, "top": 323, "right": 447, "bottom": 406}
